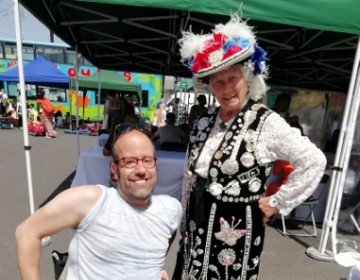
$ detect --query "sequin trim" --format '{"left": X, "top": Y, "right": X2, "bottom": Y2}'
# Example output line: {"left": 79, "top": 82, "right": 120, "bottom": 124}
{"left": 241, "top": 205, "right": 253, "bottom": 280}
{"left": 215, "top": 193, "right": 261, "bottom": 203}
{"left": 199, "top": 202, "right": 217, "bottom": 279}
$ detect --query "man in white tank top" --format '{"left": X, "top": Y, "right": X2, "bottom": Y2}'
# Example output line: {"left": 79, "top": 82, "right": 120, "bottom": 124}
{"left": 15, "top": 129, "right": 182, "bottom": 280}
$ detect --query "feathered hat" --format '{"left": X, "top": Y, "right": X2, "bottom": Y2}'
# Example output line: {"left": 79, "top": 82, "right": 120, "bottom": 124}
{"left": 178, "top": 14, "right": 268, "bottom": 101}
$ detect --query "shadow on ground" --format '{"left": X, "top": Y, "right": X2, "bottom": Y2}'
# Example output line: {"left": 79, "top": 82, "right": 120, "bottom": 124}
{"left": 39, "top": 170, "right": 76, "bottom": 208}
{"left": 268, "top": 218, "right": 325, "bottom": 249}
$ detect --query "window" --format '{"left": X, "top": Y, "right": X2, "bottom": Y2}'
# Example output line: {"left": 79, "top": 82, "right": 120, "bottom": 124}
{"left": 41, "top": 87, "right": 67, "bottom": 102}
{"left": 65, "top": 49, "right": 76, "bottom": 65}
{"left": 5, "top": 43, "right": 17, "bottom": 59}
{"left": 6, "top": 83, "right": 36, "bottom": 99}
{"left": 65, "top": 49, "right": 93, "bottom": 66}
{"left": 4, "top": 43, "right": 34, "bottom": 60}
{"left": 141, "top": 90, "right": 149, "bottom": 107}
{"left": 23, "top": 86, "right": 67, "bottom": 102}
{"left": 35, "top": 45, "right": 65, "bottom": 63}
{"left": 7, "top": 82, "right": 19, "bottom": 98}
{"left": 0, "top": 42, "right": 3, "bottom": 59}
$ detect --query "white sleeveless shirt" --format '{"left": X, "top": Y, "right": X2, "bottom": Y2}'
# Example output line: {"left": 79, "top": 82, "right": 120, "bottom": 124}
{"left": 66, "top": 185, "right": 182, "bottom": 280}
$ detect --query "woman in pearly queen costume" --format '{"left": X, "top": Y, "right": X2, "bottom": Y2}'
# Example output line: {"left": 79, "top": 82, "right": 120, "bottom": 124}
{"left": 173, "top": 15, "right": 327, "bottom": 280}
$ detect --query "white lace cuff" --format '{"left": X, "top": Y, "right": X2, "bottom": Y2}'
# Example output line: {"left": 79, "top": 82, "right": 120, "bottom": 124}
{"left": 269, "top": 195, "right": 279, "bottom": 209}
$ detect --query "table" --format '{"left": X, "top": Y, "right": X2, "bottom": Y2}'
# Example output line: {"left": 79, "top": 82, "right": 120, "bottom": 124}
{"left": 71, "top": 146, "right": 186, "bottom": 201}
{"left": 98, "top": 133, "right": 109, "bottom": 146}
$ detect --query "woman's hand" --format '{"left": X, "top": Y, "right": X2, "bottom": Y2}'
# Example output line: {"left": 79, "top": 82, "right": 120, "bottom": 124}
{"left": 258, "top": 197, "right": 279, "bottom": 226}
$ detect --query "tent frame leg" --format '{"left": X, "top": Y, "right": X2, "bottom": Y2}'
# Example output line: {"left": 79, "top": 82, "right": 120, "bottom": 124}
{"left": 306, "top": 247, "right": 334, "bottom": 262}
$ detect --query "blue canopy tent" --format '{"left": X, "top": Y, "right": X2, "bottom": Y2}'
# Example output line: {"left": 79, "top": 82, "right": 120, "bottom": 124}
{"left": 0, "top": 55, "right": 70, "bottom": 88}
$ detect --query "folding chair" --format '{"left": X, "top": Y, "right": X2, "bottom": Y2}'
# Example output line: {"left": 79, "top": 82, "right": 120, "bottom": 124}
{"left": 280, "top": 172, "right": 331, "bottom": 237}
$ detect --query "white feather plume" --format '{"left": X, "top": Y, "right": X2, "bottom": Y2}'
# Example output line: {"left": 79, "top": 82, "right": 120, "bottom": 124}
{"left": 179, "top": 32, "right": 211, "bottom": 62}
{"left": 214, "top": 15, "right": 256, "bottom": 45}
{"left": 179, "top": 14, "right": 257, "bottom": 64}
{"left": 248, "top": 75, "right": 267, "bottom": 101}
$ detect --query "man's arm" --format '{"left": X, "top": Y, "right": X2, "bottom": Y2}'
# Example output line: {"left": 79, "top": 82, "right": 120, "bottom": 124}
{"left": 15, "top": 185, "right": 102, "bottom": 280}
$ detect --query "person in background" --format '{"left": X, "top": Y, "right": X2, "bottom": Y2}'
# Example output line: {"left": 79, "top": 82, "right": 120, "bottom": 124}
{"left": 54, "top": 110, "right": 63, "bottom": 129}
{"left": 103, "top": 92, "right": 120, "bottom": 131}
{"left": 271, "top": 93, "right": 292, "bottom": 119}
{"left": 186, "top": 94, "right": 208, "bottom": 142}
{"left": 287, "top": 115, "right": 305, "bottom": 136}
{"left": 64, "top": 112, "right": 71, "bottom": 129}
{"left": 27, "top": 104, "right": 38, "bottom": 123}
{"left": 323, "top": 128, "right": 341, "bottom": 168}
{"left": 173, "top": 15, "right": 326, "bottom": 279}
{"left": 103, "top": 113, "right": 140, "bottom": 156}
{"left": 0, "top": 88, "right": 8, "bottom": 116}
{"left": 323, "top": 128, "right": 340, "bottom": 153}
{"left": 16, "top": 128, "right": 182, "bottom": 280}
{"left": 124, "top": 96, "right": 136, "bottom": 115}
{"left": 36, "top": 89, "right": 57, "bottom": 138}
{"left": 7, "top": 99, "right": 17, "bottom": 119}
{"left": 14, "top": 91, "right": 27, "bottom": 127}
{"left": 343, "top": 155, "right": 360, "bottom": 195}
{"left": 188, "top": 94, "right": 208, "bottom": 131}
{"left": 153, "top": 102, "right": 167, "bottom": 128}
{"left": 151, "top": 112, "right": 185, "bottom": 149}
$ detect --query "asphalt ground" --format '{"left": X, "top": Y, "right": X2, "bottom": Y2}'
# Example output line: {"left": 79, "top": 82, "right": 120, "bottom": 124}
{"left": 0, "top": 128, "right": 352, "bottom": 279}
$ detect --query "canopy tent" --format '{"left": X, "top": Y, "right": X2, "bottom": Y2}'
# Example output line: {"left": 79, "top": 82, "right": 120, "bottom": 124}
{"left": 70, "top": 70, "right": 142, "bottom": 119}
{"left": 18, "top": 0, "right": 359, "bottom": 93}
{"left": 14, "top": 0, "right": 360, "bottom": 259}
{"left": 71, "top": 70, "right": 141, "bottom": 94}
{"left": 0, "top": 55, "right": 70, "bottom": 88}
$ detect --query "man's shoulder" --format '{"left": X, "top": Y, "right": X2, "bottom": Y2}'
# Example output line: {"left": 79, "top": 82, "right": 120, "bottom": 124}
{"left": 152, "top": 194, "right": 180, "bottom": 202}
{"left": 69, "top": 185, "right": 105, "bottom": 207}
{"left": 190, "top": 104, "right": 200, "bottom": 111}
{"left": 163, "top": 125, "right": 183, "bottom": 132}
{"left": 152, "top": 195, "right": 181, "bottom": 210}
{"left": 151, "top": 195, "right": 182, "bottom": 227}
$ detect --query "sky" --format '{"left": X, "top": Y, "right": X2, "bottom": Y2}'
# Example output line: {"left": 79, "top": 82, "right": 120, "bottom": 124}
{"left": 0, "top": 0, "right": 64, "bottom": 43}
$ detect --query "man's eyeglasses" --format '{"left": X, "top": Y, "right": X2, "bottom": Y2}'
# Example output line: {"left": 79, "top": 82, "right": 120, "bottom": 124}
{"left": 117, "top": 156, "right": 157, "bottom": 169}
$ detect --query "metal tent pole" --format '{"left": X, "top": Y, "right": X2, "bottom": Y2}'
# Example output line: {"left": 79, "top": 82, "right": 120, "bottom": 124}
{"left": 75, "top": 46, "right": 80, "bottom": 157}
{"left": 331, "top": 69, "right": 360, "bottom": 258}
{"left": 97, "top": 69, "right": 101, "bottom": 120}
{"left": 13, "top": 0, "right": 35, "bottom": 215}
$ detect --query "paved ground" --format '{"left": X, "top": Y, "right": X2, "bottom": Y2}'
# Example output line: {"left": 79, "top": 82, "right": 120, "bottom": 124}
{"left": 0, "top": 128, "right": 353, "bottom": 279}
